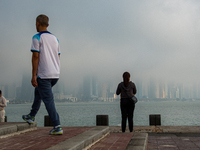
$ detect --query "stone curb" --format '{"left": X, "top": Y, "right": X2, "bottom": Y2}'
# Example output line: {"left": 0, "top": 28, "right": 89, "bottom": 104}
{"left": 0, "top": 122, "right": 37, "bottom": 137}
{"left": 46, "top": 126, "right": 110, "bottom": 150}
{"left": 126, "top": 133, "right": 148, "bottom": 150}
{"left": 110, "top": 126, "right": 200, "bottom": 134}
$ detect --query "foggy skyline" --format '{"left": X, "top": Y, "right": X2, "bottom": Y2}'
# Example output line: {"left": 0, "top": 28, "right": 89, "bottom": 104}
{"left": 1, "top": 0, "right": 200, "bottom": 90}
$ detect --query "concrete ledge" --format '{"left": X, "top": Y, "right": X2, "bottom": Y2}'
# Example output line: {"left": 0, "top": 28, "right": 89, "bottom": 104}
{"left": 0, "top": 125, "right": 17, "bottom": 136}
{"left": 17, "top": 122, "right": 37, "bottom": 131}
{"left": 126, "top": 133, "right": 148, "bottom": 150}
{"left": 0, "top": 122, "right": 37, "bottom": 137}
{"left": 110, "top": 126, "right": 200, "bottom": 134}
{"left": 47, "top": 126, "right": 110, "bottom": 150}
{"left": 157, "top": 126, "right": 200, "bottom": 133}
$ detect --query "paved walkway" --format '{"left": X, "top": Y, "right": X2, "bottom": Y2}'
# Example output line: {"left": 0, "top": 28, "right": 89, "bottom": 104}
{"left": 0, "top": 127, "right": 91, "bottom": 150}
{"left": 88, "top": 133, "right": 134, "bottom": 150}
{"left": 8, "top": 123, "right": 198, "bottom": 150}
{"left": 0, "top": 123, "right": 148, "bottom": 150}
{"left": 3, "top": 123, "right": 200, "bottom": 150}
{"left": 148, "top": 133, "right": 200, "bottom": 150}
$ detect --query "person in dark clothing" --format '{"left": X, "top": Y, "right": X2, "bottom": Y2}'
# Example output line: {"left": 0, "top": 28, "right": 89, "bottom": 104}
{"left": 116, "top": 72, "right": 137, "bottom": 132}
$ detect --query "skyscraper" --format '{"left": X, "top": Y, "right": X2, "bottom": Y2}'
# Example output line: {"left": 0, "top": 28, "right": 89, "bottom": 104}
{"left": 20, "top": 74, "right": 34, "bottom": 101}
{"left": 82, "top": 75, "right": 98, "bottom": 101}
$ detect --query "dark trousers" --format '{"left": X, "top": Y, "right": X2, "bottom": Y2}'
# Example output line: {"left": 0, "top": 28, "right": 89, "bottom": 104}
{"left": 120, "top": 98, "right": 135, "bottom": 132}
{"left": 30, "top": 78, "right": 60, "bottom": 127}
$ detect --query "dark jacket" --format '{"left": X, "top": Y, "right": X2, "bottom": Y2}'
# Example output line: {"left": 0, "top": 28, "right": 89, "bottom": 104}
{"left": 116, "top": 81, "right": 137, "bottom": 99}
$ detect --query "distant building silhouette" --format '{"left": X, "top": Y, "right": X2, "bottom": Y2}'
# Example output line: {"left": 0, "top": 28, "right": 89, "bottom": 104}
{"left": 20, "top": 74, "right": 34, "bottom": 101}
{"left": 82, "top": 75, "right": 98, "bottom": 101}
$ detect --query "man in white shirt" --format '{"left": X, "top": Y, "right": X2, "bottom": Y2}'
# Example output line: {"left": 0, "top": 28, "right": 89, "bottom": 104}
{"left": 22, "top": 14, "right": 62, "bottom": 135}
{"left": 0, "top": 90, "right": 7, "bottom": 122}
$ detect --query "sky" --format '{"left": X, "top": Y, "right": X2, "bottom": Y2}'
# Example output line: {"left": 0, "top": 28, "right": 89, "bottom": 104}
{"left": 1, "top": 0, "right": 200, "bottom": 89}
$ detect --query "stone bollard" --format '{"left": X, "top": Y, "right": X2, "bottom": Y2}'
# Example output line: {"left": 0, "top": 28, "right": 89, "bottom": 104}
{"left": 44, "top": 115, "right": 53, "bottom": 127}
{"left": 149, "top": 114, "right": 161, "bottom": 126}
{"left": 96, "top": 115, "right": 109, "bottom": 126}
{"left": 4, "top": 116, "right": 7, "bottom": 122}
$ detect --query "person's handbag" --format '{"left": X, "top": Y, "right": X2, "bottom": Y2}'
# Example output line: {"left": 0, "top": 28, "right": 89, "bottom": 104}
{"left": 122, "top": 86, "right": 138, "bottom": 104}
{"left": 131, "top": 95, "right": 138, "bottom": 104}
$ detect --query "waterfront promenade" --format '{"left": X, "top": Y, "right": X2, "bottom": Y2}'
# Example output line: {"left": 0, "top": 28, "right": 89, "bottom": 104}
{"left": 1, "top": 122, "right": 200, "bottom": 150}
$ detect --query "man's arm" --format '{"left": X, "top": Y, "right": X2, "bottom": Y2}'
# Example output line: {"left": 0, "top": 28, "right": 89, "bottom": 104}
{"left": 31, "top": 52, "right": 39, "bottom": 87}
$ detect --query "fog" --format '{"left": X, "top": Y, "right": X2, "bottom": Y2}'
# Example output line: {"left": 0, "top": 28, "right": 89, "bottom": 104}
{"left": 1, "top": 0, "right": 200, "bottom": 92}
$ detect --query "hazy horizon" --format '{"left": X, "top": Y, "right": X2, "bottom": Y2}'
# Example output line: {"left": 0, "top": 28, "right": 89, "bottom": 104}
{"left": 1, "top": 0, "right": 200, "bottom": 90}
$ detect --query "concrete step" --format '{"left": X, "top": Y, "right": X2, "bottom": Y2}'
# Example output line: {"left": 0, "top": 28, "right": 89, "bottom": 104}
{"left": 46, "top": 126, "right": 110, "bottom": 150}
{"left": 126, "top": 133, "right": 148, "bottom": 150}
{"left": 0, "top": 122, "right": 37, "bottom": 138}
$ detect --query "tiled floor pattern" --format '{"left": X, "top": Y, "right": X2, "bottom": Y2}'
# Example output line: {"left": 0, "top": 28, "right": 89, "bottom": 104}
{"left": 0, "top": 127, "right": 91, "bottom": 150}
{"left": 148, "top": 134, "right": 200, "bottom": 150}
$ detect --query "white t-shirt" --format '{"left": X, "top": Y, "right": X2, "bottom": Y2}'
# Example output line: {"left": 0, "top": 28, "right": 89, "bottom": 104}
{"left": 0, "top": 96, "right": 7, "bottom": 111}
{"left": 31, "top": 31, "right": 60, "bottom": 79}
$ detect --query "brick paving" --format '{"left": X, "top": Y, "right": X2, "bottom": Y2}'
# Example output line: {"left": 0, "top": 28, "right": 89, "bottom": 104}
{"left": 88, "top": 133, "right": 134, "bottom": 150}
{"left": 0, "top": 127, "right": 91, "bottom": 150}
{"left": 148, "top": 134, "right": 200, "bottom": 150}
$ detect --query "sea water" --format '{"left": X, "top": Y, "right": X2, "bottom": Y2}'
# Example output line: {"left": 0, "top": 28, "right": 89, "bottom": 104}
{"left": 4, "top": 101, "right": 200, "bottom": 127}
